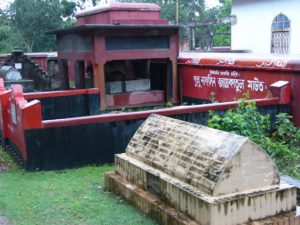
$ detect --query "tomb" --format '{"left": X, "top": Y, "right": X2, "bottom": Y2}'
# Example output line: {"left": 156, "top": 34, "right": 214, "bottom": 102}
{"left": 105, "top": 114, "right": 299, "bottom": 225}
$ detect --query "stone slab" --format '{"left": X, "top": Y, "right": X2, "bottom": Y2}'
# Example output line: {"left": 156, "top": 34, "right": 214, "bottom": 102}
{"left": 105, "top": 172, "right": 300, "bottom": 225}
{"left": 105, "top": 171, "right": 199, "bottom": 225}
{"left": 125, "top": 79, "right": 150, "bottom": 92}
{"left": 114, "top": 153, "right": 297, "bottom": 225}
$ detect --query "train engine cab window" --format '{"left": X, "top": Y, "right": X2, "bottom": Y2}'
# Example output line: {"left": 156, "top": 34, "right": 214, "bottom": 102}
{"left": 104, "top": 59, "right": 169, "bottom": 109}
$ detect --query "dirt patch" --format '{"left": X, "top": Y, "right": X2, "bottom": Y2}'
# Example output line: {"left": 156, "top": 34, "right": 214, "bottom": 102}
{"left": 0, "top": 216, "right": 9, "bottom": 225}
{"left": 0, "top": 158, "right": 9, "bottom": 173}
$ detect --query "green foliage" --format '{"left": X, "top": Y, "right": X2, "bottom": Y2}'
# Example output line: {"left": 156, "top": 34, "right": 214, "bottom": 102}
{"left": 0, "top": 148, "right": 20, "bottom": 172}
{"left": 0, "top": 150, "right": 157, "bottom": 225}
{"left": 213, "top": 0, "right": 231, "bottom": 47}
{"left": 208, "top": 100, "right": 270, "bottom": 141}
{"left": 0, "top": 0, "right": 232, "bottom": 52}
{"left": 208, "top": 100, "right": 300, "bottom": 179}
{"left": 120, "top": 0, "right": 231, "bottom": 49}
{"left": 273, "top": 113, "right": 300, "bottom": 147}
{"left": 166, "top": 101, "right": 174, "bottom": 107}
{"left": 0, "top": 0, "right": 76, "bottom": 53}
{"left": 194, "top": 0, "right": 232, "bottom": 48}
{"left": 0, "top": 11, "right": 22, "bottom": 53}
{"left": 0, "top": 24, "right": 23, "bottom": 53}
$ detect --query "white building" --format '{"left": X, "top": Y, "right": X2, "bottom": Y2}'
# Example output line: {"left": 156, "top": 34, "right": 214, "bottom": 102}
{"left": 231, "top": 0, "right": 300, "bottom": 54}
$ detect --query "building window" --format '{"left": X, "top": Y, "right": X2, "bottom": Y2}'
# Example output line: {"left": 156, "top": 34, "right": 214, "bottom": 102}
{"left": 271, "top": 14, "right": 291, "bottom": 54}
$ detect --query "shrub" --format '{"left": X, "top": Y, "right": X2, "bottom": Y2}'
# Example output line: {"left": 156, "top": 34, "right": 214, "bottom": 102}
{"left": 272, "top": 113, "right": 300, "bottom": 147}
{"left": 208, "top": 100, "right": 300, "bottom": 179}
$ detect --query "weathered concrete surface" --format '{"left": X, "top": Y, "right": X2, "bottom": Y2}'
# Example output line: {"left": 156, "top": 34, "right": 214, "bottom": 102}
{"left": 281, "top": 175, "right": 300, "bottom": 205}
{"left": 106, "top": 114, "right": 298, "bottom": 225}
{"left": 241, "top": 207, "right": 300, "bottom": 225}
{"left": 114, "top": 153, "right": 297, "bottom": 225}
{"left": 105, "top": 172, "right": 300, "bottom": 225}
{"left": 126, "top": 114, "right": 279, "bottom": 196}
{"left": 105, "top": 172, "right": 199, "bottom": 225}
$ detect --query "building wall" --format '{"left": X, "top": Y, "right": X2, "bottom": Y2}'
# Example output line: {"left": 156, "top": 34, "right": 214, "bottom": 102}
{"left": 231, "top": 0, "right": 300, "bottom": 54}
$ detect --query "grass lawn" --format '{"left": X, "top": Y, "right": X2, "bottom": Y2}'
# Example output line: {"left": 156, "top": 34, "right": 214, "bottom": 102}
{"left": 0, "top": 149, "right": 158, "bottom": 225}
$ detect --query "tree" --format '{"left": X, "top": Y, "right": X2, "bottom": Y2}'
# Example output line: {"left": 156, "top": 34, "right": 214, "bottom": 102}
{"left": 0, "top": 11, "right": 23, "bottom": 53}
{"left": 117, "top": 0, "right": 231, "bottom": 49}
{"left": 213, "top": 0, "right": 231, "bottom": 47}
{"left": 193, "top": 0, "right": 232, "bottom": 49}
{"left": 2, "top": 0, "right": 76, "bottom": 52}
{"left": 0, "top": 0, "right": 232, "bottom": 53}
{"left": 71, "top": 0, "right": 101, "bottom": 10}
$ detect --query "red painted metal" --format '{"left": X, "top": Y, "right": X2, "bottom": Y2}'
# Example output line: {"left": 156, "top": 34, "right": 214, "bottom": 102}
{"left": 178, "top": 52, "right": 300, "bottom": 71}
{"left": 0, "top": 85, "right": 100, "bottom": 141}
{"left": 178, "top": 52, "right": 300, "bottom": 126}
{"left": 6, "top": 85, "right": 43, "bottom": 160}
{"left": 76, "top": 3, "right": 165, "bottom": 25}
{"left": 0, "top": 86, "right": 99, "bottom": 140}
{"left": 50, "top": 3, "right": 179, "bottom": 110}
{"left": 0, "top": 77, "right": 285, "bottom": 165}
{"left": 24, "top": 88, "right": 99, "bottom": 99}
{"left": 0, "top": 55, "right": 7, "bottom": 63}
{"left": 0, "top": 79, "right": 12, "bottom": 141}
{"left": 52, "top": 25, "right": 179, "bottom": 110}
{"left": 270, "top": 81, "right": 291, "bottom": 104}
{"left": 43, "top": 97, "right": 280, "bottom": 128}
{"left": 26, "top": 54, "right": 49, "bottom": 72}
{"left": 106, "top": 90, "right": 165, "bottom": 108}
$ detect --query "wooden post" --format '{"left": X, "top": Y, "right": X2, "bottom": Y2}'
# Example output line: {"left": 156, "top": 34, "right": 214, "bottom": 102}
{"left": 59, "top": 59, "right": 69, "bottom": 89}
{"left": 93, "top": 61, "right": 106, "bottom": 111}
{"left": 171, "top": 58, "right": 179, "bottom": 104}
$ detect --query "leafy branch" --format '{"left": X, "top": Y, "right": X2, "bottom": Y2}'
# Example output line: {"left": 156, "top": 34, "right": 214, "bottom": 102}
{"left": 208, "top": 100, "right": 300, "bottom": 178}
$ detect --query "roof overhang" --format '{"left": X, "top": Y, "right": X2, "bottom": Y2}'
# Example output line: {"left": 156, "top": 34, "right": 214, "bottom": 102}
{"left": 47, "top": 24, "right": 180, "bottom": 35}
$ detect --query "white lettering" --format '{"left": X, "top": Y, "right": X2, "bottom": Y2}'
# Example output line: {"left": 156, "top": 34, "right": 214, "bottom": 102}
{"left": 256, "top": 59, "right": 288, "bottom": 69}
{"left": 247, "top": 78, "right": 265, "bottom": 92}
{"left": 230, "top": 71, "right": 240, "bottom": 77}
{"left": 218, "top": 78, "right": 245, "bottom": 92}
{"left": 10, "top": 103, "right": 17, "bottom": 124}
{"left": 192, "top": 75, "right": 266, "bottom": 93}
{"left": 220, "top": 71, "right": 230, "bottom": 76}
{"left": 193, "top": 75, "right": 202, "bottom": 87}
{"left": 217, "top": 58, "right": 235, "bottom": 65}
{"left": 209, "top": 70, "right": 219, "bottom": 75}
{"left": 201, "top": 75, "right": 216, "bottom": 87}
{"left": 186, "top": 58, "right": 201, "bottom": 64}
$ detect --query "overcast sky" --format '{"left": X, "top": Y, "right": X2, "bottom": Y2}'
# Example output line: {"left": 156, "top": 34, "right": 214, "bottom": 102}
{"left": 0, "top": 0, "right": 221, "bottom": 10}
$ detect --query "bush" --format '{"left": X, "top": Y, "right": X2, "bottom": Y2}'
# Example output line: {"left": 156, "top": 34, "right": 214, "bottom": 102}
{"left": 208, "top": 100, "right": 300, "bottom": 179}
{"left": 208, "top": 100, "right": 270, "bottom": 142}
{"left": 272, "top": 113, "right": 300, "bottom": 147}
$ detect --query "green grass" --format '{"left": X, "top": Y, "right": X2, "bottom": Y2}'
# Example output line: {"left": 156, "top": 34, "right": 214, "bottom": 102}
{"left": 0, "top": 149, "right": 158, "bottom": 225}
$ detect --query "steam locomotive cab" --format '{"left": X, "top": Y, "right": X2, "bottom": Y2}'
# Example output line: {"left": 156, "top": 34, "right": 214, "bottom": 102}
{"left": 50, "top": 3, "right": 179, "bottom": 110}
